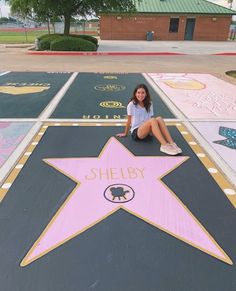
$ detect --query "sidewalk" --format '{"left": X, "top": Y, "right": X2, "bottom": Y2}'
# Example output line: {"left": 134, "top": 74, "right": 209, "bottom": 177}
{"left": 97, "top": 40, "right": 236, "bottom": 55}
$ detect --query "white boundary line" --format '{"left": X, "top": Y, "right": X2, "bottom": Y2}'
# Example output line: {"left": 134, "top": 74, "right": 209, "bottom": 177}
{"left": 1, "top": 118, "right": 235, "bottom": 123}
{"left": 0, "top": 71, "right": 10, "bottom": 76}
{"left": 0, "top": 118, "right": 38, "bottom": 122}
{"left": 39, "top": 72, "right": 78, "bottom": 120}
{"left": 46, "top": 118, "right": 127, "bottom": 123}
{"left": 46, "top": 118, "right": 182, "bottom": 123}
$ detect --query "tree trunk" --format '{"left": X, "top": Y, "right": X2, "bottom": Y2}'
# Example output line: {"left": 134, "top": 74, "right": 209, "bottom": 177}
{"left": 47, "top": 19, "right": 50, "bottom": 34}
{"left": 64, "top": 12, "right": 71, "bottom": 35}
{"left": 52, "top": 23, "right": 55, "bottom": 34}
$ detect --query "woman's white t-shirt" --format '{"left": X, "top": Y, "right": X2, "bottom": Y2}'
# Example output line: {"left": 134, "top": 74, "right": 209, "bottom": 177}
{"left": 127, "top": 101, "right": 154, "bottom": 133}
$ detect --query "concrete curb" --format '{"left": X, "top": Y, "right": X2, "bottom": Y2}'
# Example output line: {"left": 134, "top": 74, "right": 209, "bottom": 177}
{"left": 211, "top": 52, "right": 236, "bottom": 55}
{"left": 26, "top": 51, "right": 186, "bottom": 56}
{"left": 26, "top": 51, "right": 236, "bottom": 56}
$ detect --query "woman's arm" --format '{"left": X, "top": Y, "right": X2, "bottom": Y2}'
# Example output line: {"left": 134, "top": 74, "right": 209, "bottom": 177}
{"left": 116, "top": 115, "right": 132, "bottom": 137}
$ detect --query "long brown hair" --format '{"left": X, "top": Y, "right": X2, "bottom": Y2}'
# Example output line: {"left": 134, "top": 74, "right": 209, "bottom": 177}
{"left": 130, "top": 84, "right": 152, "bottom": 112}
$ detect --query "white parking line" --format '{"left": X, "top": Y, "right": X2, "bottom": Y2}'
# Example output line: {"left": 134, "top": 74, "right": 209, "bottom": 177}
{"left": 0, "top": 71, "right": 10, "bottom": 76}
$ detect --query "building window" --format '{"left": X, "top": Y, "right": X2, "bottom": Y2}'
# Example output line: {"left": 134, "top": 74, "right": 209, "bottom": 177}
{"left": 169, "top": 18, "right": 179, "bottom": 33}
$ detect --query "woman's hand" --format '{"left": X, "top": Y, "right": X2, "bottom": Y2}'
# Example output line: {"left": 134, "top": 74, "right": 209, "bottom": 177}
{"left": 116, "top": 133, "right": 127, "bottom": 138}
{"left": 116, "top": 116, "right": 131, "bottom": 138}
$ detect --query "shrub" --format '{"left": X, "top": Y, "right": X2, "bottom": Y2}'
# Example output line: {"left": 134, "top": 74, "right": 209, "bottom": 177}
{"left": 70, "top": 34, "right": 98, "bottom": 46}
{"left": 37, "top": 34, "right": 51, "bottom": 41}
{"left": 37, "top": 33, "right": 62, "bottom": 42}
{"left": 38, "top": 34, "right": 61, "bottom": 50}
{"left": 50, "top": 36, "right": 97, "bottom": 51}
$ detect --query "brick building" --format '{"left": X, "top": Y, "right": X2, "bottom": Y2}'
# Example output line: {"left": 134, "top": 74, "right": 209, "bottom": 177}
{"left": 100, "top": 0, "right": 236, "bottom": 41}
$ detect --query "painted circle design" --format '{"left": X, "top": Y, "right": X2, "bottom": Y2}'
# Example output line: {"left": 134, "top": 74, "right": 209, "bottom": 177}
{"left": 94, "top": 84, "right": 126, "bottom": 92}
{"left": 103, "top": 76, "right": 118, "bottom": 79}
{"left": 104, "top": 184, "right": 135, "bottom": 203}
{"left": 99, "top": 101, "right": 125, "bottom": 108}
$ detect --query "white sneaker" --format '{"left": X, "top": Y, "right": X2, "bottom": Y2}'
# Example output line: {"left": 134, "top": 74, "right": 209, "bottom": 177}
{"left": 170, "top": 143, "right": 182, "bottom": 154}
{"left": 160, "top": 144, "right": 178, "bottom": 155}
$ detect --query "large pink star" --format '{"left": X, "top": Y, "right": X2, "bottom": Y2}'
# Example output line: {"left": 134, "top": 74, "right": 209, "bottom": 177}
{"left": 21, "top": 137, "right": 232, "bottom": 266}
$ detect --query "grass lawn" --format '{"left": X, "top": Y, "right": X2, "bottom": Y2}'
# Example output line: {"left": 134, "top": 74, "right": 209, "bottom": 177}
{"left": 0, "top": 30, "right": 49, "bottom": 44}
{"left": 0, "top": 29, "right": 98, "bottom": 44}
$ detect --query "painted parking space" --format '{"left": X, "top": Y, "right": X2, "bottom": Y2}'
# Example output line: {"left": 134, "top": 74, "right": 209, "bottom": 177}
{"left": 51, "top": 73, "right": 175, "bottom": 119}
{"left": 0, "top": 72, "right": 72, "bottom": 118}
{"left": 0, "top": 122, "right": 34, "bottom": 167}
{"left": 148, "top": 73, "right": 236, "bottom": 119}
{"left": 0, "top": 124, "right": 235, "bottom": 291}
{"left": 193, "top": 122, "right": 236, "bottom": 173}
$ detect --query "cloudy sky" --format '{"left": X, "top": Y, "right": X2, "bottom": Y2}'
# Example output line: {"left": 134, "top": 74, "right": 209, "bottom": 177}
{"left": 0, "top": 0, "right": 10, "bottom": 17}
{"left": 0, "top": 0, "right": 236, "bottom": 17}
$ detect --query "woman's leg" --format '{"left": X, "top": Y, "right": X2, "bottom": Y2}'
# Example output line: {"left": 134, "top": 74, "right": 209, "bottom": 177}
{"left": 156, "top": 116, "right": 174, "bottom": 144}
{"left": 137, "top": 118, "right": 180, "bottom": 155}
{"left": 137, "top": 118, "right": 168, "bottom": 145}
{"left": 156, "top": 117, "right": 182, "bottom": 153}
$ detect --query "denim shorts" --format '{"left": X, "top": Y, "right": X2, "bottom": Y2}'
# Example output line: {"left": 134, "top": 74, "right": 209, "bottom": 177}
{"left": 131, "top": 128, "right": 141, "bottom": 141}
{"left": 131, "top": 128, "right": 152, "bottom": 141}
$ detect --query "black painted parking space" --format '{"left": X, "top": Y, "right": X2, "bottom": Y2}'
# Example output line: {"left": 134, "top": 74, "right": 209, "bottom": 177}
{"left": 0, "top": 72, "right": 71, "bottom": 118}
{"left": 51, "top": 73, "right": 175, "bottom": 119}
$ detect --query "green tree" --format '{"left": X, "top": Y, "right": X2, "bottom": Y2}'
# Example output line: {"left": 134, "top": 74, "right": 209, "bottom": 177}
{"left": 7, "top": 0, "right": 59, "bottom": 34}
{"left": 7, "top": 0, "right": 139, "bottom": 35}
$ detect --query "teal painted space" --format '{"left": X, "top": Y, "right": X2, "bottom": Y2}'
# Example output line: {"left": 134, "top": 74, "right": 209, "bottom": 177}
{"left": 0, "top": 72, "right": 71, "bottom": 118}
{"left": 51, "top": 73, "right": 175, "bottom": 119}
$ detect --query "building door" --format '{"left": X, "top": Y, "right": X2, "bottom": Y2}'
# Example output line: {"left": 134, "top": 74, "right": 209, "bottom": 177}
{"left": 184, "top": 18, "right": 195, "bottom": 40}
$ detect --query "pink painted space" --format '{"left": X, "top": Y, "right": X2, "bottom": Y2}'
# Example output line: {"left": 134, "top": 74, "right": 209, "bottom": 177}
{"left": 193, "top": 122, "right": 236, "bottom": 172}
{"left": 0, "top": 122, "right": 33, "bottom": 167}
{"left": 148, "top": 73, "right": 236, "bottom": 119}
{"left": 22, "top": 137, "right": 231, "bottom": 266}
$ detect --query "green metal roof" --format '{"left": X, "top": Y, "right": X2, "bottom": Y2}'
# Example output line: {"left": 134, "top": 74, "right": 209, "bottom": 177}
{"left": 135, "top": 0, "right": 236, "bottom": 15}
